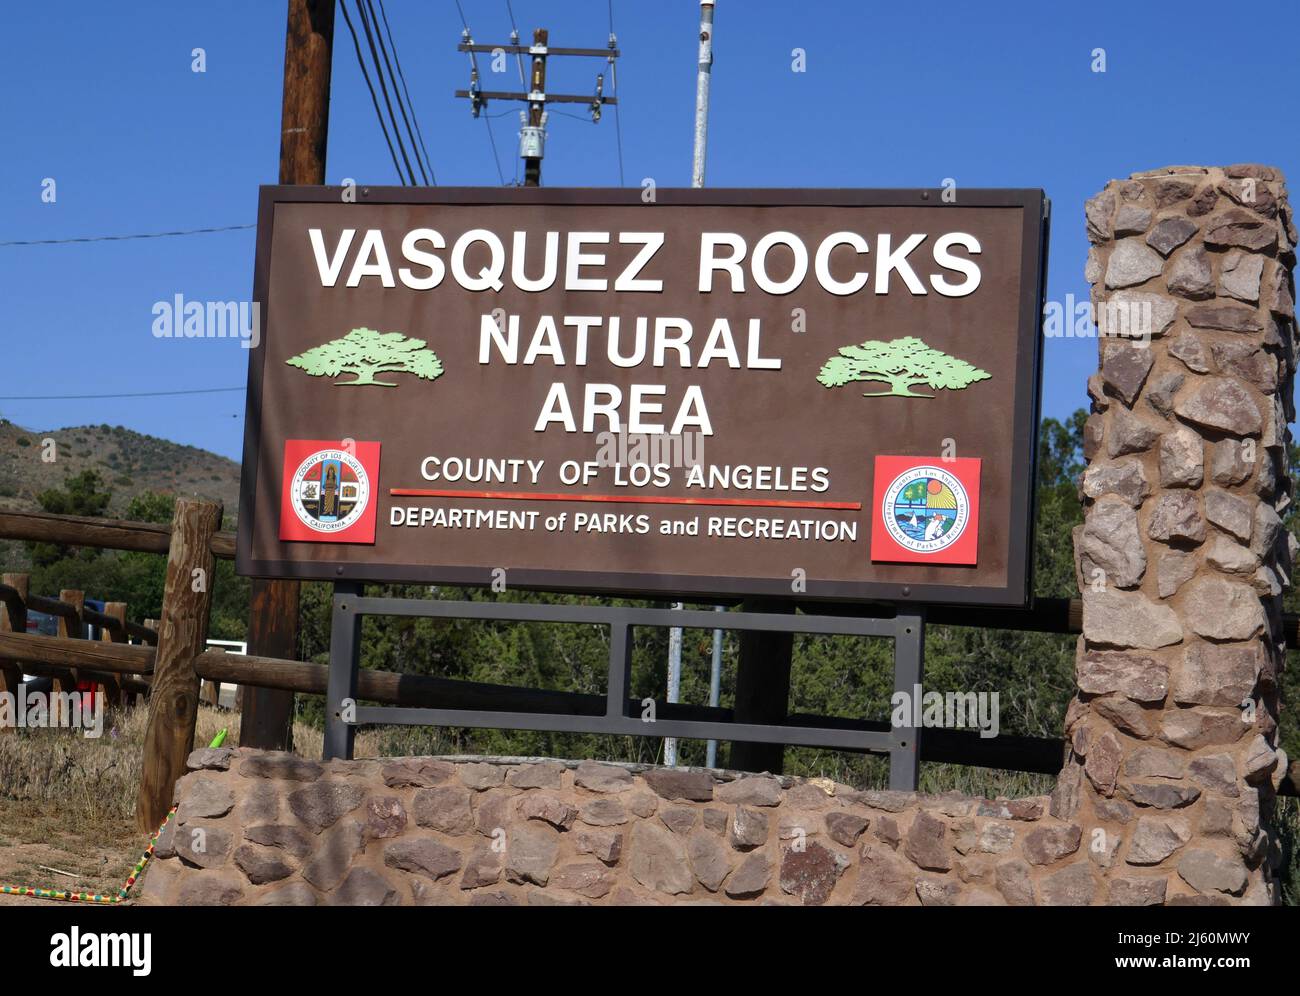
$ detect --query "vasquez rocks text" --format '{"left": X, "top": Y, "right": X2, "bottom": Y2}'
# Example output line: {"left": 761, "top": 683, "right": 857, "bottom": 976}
{"left": 308, "top": 226, "right": 984, "bottom": 434}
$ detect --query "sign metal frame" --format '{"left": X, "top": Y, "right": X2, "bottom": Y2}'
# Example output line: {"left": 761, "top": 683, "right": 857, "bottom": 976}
{"left": 322, "top": 583, "right": 927, "bottom": 789}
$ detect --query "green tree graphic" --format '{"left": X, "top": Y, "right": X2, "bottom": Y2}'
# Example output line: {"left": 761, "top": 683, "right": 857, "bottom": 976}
{"left": 285, "top": 327, "right": 444, "bottom": 387}
{"left": 816, "top": 336, "right": 991, "bottom": 398}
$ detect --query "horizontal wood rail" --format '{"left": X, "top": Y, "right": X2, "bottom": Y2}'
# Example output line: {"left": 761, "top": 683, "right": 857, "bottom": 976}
{"left": 0, "top": 631, "right": 154, "bottom": 673}
{"left": 127, "top": 621, "right": 158, "bottom": 645}
{"left": 0, "top": 509, "right": 236, "bottom": 560}
{"left": 1, "top": 585, "right": 158, "bottom": 644}
{"left": 26, "top": 593, "right": 80, "bottom": 620}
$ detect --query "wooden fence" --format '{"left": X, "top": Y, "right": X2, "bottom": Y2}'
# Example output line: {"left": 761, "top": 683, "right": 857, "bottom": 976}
{"left": 1, "top": 501, "right": 1295, "bottom": 834}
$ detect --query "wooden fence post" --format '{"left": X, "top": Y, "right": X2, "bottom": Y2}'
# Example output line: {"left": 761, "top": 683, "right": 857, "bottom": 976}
{"left": 101, "top": 601, "right": 128, "bottom": 709}
{"left": 0, "top": 573, "right": 29, "bottom": 735}
{"left": 55, "top": 589, "right": 85, "bottom": 697}
{"left": 135, "top": 498, "right": 222, "bottom": 832}
{"left": 139, "top": 618, "right": 158, "bottom": 708}
{"left": 202, "top": 676, "right": 220, "bottom": 707}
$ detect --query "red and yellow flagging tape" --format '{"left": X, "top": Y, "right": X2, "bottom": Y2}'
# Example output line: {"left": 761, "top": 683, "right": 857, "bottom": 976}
{"left": 1, "top": 805, "right": 178, "bottom": 905}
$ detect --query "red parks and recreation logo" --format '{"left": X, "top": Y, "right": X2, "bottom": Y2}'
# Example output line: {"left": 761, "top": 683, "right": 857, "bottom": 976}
{"left": 278, "top": 439, "right": 381, "bottom": 544}
{"left": 870, "top": 455, "right": 981, "bottom": 565}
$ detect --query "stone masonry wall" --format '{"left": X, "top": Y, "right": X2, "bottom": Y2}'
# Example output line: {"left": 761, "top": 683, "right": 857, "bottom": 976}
{"left": 1060, "top": 164, "right": 1297, "bottom": 904}
{"left": 141, "top": 750, "right": 1125, "bottom": 906}
{"left": 138, "top": 164, "right": 1295, "bottom": 907}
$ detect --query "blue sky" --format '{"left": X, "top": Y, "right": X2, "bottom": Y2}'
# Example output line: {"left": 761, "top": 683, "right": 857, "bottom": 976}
{"left": 1, "top": 0, "right": 1295, "bottom": 461}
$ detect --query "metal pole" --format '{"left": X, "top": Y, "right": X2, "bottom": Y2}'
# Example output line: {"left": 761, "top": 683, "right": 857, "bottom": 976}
{"left": 323, "top": 582, "right": 362, "bottom": 761}
{"left": 688, "top": 1, "right": 718, "bottom": 767}
{"left": 889, "top": 612, "right": 925, "bottom": 790}
{"left": 664, "top": 604, "right": 683, "bottom": 766}
{"left": 706, "top": 604, "right": 723, "bottom": 767}
{"left": 691, "top": 0, "right": 714, "bottom": 188}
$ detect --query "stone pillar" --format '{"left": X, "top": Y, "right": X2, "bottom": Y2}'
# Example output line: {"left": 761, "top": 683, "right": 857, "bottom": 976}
{"left": 1060, "top": 164, "right": 1296, "bottom": 904}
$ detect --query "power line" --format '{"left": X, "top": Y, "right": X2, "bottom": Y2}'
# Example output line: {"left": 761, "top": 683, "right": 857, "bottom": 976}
{"left": 377, "top": 0, "right": 437, "bottom": 183}
{"left": 366, "top": 0, "right": 426, "bottom": 184}
{"left": 549, "top": 109, "right": 600, "bottom": 123}
{"left": 503, "top": 0, "right": 528, "bottom": 85}
{"left": 608, "top": 0, "right": 625, "bottom": 185}
{"left": 340, "top": 0, "right": 406, "bottom": 183}
{"left": 0, "top": 387, "right": 245, "bottom": 401}
{"left": 452, "top": 0, "right": 472, "bottom": 34}
{"left": 499, "top": 0, "right": 525, "bottom": 187}
{"left": 484, "top": 116, "right": 508, "bottom": 185}
{"left": 454, "top": 2, "right": 515, "bottom": 185}
{"left": 0, "top": 224, "right": 253, "bottom": 248}
{"left": 353, "top": 0, "right": 419, "bottom": 184}
{"left": 609, "top": 62, "right": 625, "bottom": 185}
{"left": 502, "top": 1, "right": 525, "bottom": 186}
{"left": 362, "top": 0, "right": 430, "bottom": 184}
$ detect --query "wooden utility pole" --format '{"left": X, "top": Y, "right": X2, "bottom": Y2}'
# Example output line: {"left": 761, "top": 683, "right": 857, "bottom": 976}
{"left": 455, "top": 27, "right": 617, "bottom": 187}
{"left": 277, "top": 0, "right": 334, "bottom": 186}
{"left": 524, "top": 28, "right": 548, "bottom": 186}
{"left": 241, "top": 0, "right": 334, "bottom": 751}
{"left": 135, "top": 499, "right": 222, "bottom": 832}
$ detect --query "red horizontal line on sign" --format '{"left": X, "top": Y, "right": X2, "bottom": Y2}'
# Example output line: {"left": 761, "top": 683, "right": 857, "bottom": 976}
{"left": 389, "top": 488, "right": 863, "bottom": 511}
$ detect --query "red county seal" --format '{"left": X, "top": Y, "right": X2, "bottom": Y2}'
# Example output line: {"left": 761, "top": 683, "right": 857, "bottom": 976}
{"left": 278, "top": 439, "right": 381, "bottom": 544}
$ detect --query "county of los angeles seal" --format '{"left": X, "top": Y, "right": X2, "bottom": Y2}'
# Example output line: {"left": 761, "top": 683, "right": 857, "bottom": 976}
{"left": 880, "top": 465, "right": 970, "bottom": 555}
{"left": 289, "top": 448, "right": 371, "bottom": 534}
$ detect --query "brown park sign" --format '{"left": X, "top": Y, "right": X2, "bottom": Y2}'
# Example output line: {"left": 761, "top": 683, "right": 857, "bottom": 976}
{"left": 237, "top": 187, "right": 1048, "bottom": 606}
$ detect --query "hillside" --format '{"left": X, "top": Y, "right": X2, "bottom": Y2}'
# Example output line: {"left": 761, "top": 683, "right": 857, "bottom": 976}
{"left": 0, "top": 419, "right": 240, "bottom": 521}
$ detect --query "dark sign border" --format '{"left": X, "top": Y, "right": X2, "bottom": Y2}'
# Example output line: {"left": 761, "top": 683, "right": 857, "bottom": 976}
{"left": 237, "top": 186, "right": 1049, "bottom": 607}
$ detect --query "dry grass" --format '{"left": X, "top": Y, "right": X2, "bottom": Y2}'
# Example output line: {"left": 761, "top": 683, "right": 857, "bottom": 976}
{"left": 0, "top": 702, "right": 388, "bottom": 829}
{"left": 0, "top": 703, "right": 225, "bottom": 899}
{"left": 1, "top": 703, "right": 231, "bottom": 829}
{"left": 0, "top": 701, "right": 381, "bottom": 901}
